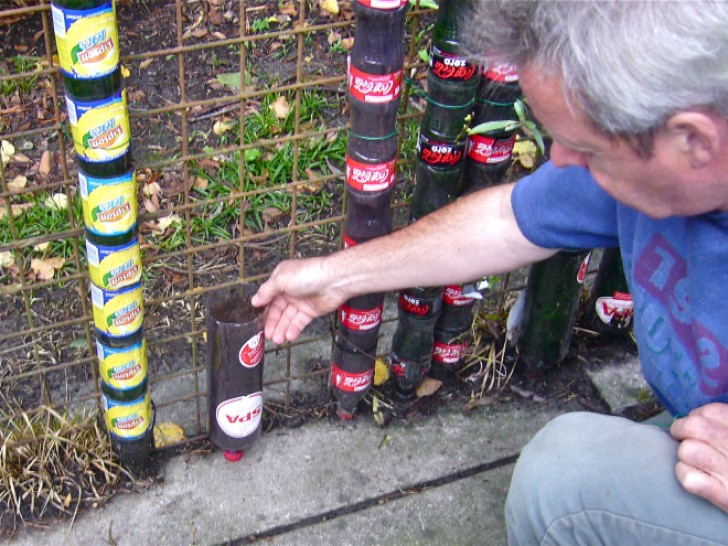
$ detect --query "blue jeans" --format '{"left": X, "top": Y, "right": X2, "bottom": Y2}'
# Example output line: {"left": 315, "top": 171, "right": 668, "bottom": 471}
{"left": 505, "top": 412, "right": 728, "bottom": 545}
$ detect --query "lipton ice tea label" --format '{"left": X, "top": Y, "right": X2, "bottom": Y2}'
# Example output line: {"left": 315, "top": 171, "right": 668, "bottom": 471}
{"left": 91, "top": 282, "right": 143, "bottom": 339}
{"left": 97, "top": 339, "right": 147, "bottom": 390}
{"left": 216, "top": 392, "right": 263, "bottom": 439}
{"left": 86, "top": 235, "right": 141, "bottom": 289}
{"left": 79, "top": 169, "right": 137, "bottom": 236}
{"left": 51, "top": 1, "right": 119, "bottom": 79}
{"left": 102, "top": 390, "right": 151, "bottom": 440}
{"left": 65, "top": 89, "right": 130, "bottom": 163}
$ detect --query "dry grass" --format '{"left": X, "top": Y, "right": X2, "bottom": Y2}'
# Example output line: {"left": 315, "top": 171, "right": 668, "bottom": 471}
{"left": 0, "top": 401, "right": 133, "bottom": 536}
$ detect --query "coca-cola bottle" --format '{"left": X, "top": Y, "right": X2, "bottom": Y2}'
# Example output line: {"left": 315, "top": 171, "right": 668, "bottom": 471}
{"left": 581, "top": 247, "right": 633, "bottom": 337}
{"left": 422, "top": 0, "right": 479, "bottom": 141}
{"left": 344, "top": 184, "right": 394, "bottom": 244}
{"left": 517, "top": 250, "right": 591, "bottom": 375}
{"left": 349, "top": 0, "right": 408, "bottom": 138}
{"left": 409, "top": 131, "right": 466, "bottom": 221}
{"left": 338, "top": 291, "right": 385, "bottom": 353}
{"left": 460, "top": 65, "right": 521, "bottom": 195}
{"left": 331, "top": 336, "right": 377, "bottom": 420}
{"left": 436, "top": 284, "right": 476, "bottom": 333}
{"left": 390, "top": 286, "right": 443, "bottom": 400}
{"left": 206, "top": 284, "right": 266, "bottom": 461}
{"left": 430, "top": 326, "right": 470, "bottom": 379}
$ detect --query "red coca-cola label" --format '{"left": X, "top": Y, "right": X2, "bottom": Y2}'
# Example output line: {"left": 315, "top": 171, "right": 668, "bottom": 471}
{"left": 432, "top": 339, "right": 469, "bottom": 365}
{"left": 339, "top": 304, "right": 383, "bottom": 331}
{"left": 348, "top": 63, "right": 403, "bottom": 103}
{"left": 577, "top": 252, "right": 592, "bottom": 283}
{"left": 443, "top": 285, "right": 474, "bottom": 306}
{"left": 346, "top": 155, "right": 396, "bottom": 192}
{"left": 467, "top": 134, "right": 516, "bottom": 165}
{"left": 418, "top": 133, "right": 465, "bottom": 167}
{"left": 430, "top": 45, "right": 478, "bottom": 82}
{"left": 331, "top": 362, "right": 374, "bottom": 393}
{"left": 484, "top": 62, "right": 519, "bottom": 84}
{"left": 238, "top": 331, "right": 264, "bottom": 368}
{"left": 355, "top": 0, "right": 407, "bottom": 8}
{"left": 399, "top": 293, "right": 430, "bottom": 318}
{"left": 342, "top": 233, "right": 358, "bottom": 249}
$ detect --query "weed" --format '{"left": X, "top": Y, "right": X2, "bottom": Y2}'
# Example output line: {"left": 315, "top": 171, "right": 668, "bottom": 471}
{"left": 0, "top": 55, "right": 41, "bottom": 97}
{"left": 0, "top": 404, "right": 131, "bottom": 529}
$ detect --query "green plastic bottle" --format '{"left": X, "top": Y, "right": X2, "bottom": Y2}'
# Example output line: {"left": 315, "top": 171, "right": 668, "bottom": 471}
{"left": 517, "top": 250, "right": 591, "bottom": 374}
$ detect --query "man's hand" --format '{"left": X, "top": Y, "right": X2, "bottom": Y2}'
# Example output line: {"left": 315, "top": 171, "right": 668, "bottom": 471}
{"left": 670, "top": 402, "right": 728, "bottom": 513}
{"left": 251, "top": 257, "right": 348, "bottom": 344}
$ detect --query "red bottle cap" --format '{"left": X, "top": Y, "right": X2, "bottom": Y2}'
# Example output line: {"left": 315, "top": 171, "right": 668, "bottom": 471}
{"left": 355, "top": 0, "right": 408, "bottom": 9}
{"left": 223, "top": 449, "right": 244, "bottom": 461}
{"left": 336, "top": 408, "right": 355, "bottom": 421}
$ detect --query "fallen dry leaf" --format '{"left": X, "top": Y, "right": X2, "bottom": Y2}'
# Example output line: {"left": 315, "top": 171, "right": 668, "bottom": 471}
{"left": 280, "top": 1, "right": 297, "bottom": 16}
{"left": 320, "top": 0, "right": 339, "bottom": 15}
{"left": 39, "top": 150, "right": 53, "bottom": 175}
{"left": 269, "top": 95, "right": 291, "bottom": 119}
{"left": 139, "top": 58, "right": 154, "bottom": 70}
{"left": 0, "top": 251, "right": 15, "bottom": 268}
{"left": 262, "top": 207, "right": 283, "bottom": 223}
{"left": 153, "top": 421, "right": 187, "bottom": 448}
{"left": 8, "top": 175, "right": 27, "bottom": 192}
{"left": 415, "top": 377, "right": 443, "bottom": 398}
{"left": 156, "top": 214, "right": 182, "bottom": 232}
{"left": 193, "top": 177, "right": 209, "bottom": 190}
{"left": 0, "top": 202, "right": 33, "bottom": 220}
{"left": 31, "top": 257, "right": 64, "bottom": 280}
{"left": 513, "top": 139, "right": 538, "bottom": 169}
{"left": 33, "top": 242, "right": 50, "bottom": 252}
{"left": 1, "top": 140, "right": 15, "bottom": 166}
{"left": 213, "top": 119, "right": 235, "bottom": 135}
{"left": 373, "top": 357, "right": 389, "bottom": 386}
{"left": 328, "top": 30, "right": 342, "bottom": 44}
{"left": 143, "top": 181, "right": 162, "bottom": 198}
{"left": 44, "top": 193, "right": 68, "bottom": 210}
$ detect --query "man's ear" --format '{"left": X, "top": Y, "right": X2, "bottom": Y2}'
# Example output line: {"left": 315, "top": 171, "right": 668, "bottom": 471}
{"left": 664, "top": 111, "right": 722, "bottom": 168}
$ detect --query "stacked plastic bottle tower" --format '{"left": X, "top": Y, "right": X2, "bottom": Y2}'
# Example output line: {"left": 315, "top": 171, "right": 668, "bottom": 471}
{"left": 459, "top": 63, "right": 521, "bottom": 195}
{"left": 331, "top": 0, "right": 408, "bottom": 420}
{"left": 391, "top": 0, "right": 479, "bottom": 402}
{"left": 51, "top": 0, "right": 151, "bottom": 473}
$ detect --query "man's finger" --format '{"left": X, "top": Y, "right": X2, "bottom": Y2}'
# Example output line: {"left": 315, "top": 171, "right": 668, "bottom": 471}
{"left": 675, "top": 461, "right": 728, "bottom": 512}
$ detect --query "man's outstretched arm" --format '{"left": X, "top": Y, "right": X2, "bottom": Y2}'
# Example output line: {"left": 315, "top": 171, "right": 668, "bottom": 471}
{"left": 252, "top": 182, "right": 556, "bottom": 344}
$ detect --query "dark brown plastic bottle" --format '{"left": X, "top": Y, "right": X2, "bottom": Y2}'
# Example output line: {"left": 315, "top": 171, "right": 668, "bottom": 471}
{"left": 348, "top": 0, "right": 408, "bottom": 138}
{"left": 206, "top": 284, "right": 265, "bottom": 461}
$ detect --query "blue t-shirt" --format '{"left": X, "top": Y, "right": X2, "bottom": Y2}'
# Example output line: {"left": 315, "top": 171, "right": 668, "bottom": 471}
{"left": 511, "top": 161, "right": 728, "bottom": 416}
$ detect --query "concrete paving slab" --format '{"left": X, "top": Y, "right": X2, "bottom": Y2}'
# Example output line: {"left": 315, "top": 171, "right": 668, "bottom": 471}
{"left": 265, "top": 464, "right": 513, "bottom": 546}
{"left": 3, "top": 400, "right": 578, "bottom": 546}
{"left": 584, "top": 352, "right": 655, "bottom": 414}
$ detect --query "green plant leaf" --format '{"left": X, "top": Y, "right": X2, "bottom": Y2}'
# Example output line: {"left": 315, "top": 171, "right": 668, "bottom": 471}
{"left": 215, "top": 71, "right": 252, "bottom": 89}
{"left": 410, "top": 0, "right": 439, "bottom": 8}
{"left": 468, "top": 120, "right": 518, "bottom": 135}
{"left": 522, "top": 120, "right": 546, "bottom": 155}
{"left": 513, "top": 98, "right": 527, "bottom": 122}
{"left": 418, "top": 48, "right": 430, "bottom": 63}
{"left": 244, "top": 148, "right": 261, "bottom": 162}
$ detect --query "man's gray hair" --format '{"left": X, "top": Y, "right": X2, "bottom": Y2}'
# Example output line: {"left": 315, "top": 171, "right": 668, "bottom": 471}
{"left": 464, "top": 0, "right": 728, "bottom": 146}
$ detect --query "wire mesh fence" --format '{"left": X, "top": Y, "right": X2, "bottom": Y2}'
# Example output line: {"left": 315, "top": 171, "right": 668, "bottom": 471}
{"left": 0, "top": 0, "right": 444, "bottom": 446}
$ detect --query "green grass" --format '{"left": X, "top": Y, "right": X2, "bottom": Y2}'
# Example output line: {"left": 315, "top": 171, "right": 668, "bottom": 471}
{"left": 145, "top": 89, "right": 347, "bottom": 252}
{"left": 0, "top": 55, "right": 41, "bottom": 97}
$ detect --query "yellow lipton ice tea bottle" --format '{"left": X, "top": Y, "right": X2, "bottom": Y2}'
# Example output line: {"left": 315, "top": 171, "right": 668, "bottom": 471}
{"left": 52, "top": 0, "right": 133, "bottom": 177}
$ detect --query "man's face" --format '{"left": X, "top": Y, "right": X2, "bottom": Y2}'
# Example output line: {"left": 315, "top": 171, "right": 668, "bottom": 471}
{"left": 519, "top": 67, "right": 706, "bottom": 218}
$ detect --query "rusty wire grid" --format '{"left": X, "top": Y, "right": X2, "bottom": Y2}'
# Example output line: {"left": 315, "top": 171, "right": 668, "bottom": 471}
{"left": 0, "top": 0, "right": 444, "bottom": 448}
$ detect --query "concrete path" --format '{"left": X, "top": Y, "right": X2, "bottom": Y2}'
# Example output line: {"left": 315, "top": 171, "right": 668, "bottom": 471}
{"left": 3, "top": 356, "right": 649, "bottom": 546}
